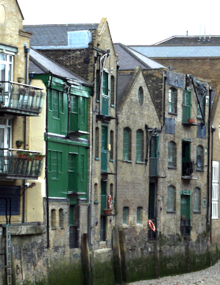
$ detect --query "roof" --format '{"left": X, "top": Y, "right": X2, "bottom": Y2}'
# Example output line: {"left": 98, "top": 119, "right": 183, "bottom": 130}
{"left": 24, "top": 24, "right": 98, "bottom": 48}
{"left": 154, "top": 35, "right": 220, "bottom": 46}
{"left": 129, "top": 46, "right": 220, "bottom": 58}
{"left": 114, "top": 43, "right": 165, "bottom": 70}
{"left": 117, "top": 72, "right": 134, "bottom": 107}
{"left": 29, "top": 48, "right": 92, "bottom": 86}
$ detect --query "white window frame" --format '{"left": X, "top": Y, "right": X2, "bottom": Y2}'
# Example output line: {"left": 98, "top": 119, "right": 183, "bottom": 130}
{"left": 0, "top": 52, "right": 14, "bottom": 82}
{"left": 0, "top": 119, "right": 12, "bottom": 148}
{"left": 212, "top": 161, "right": 219, "bottom": 219}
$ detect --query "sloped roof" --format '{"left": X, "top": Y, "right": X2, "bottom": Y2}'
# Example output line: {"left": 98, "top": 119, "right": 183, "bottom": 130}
{"left": 117, "top": 72, "right": 134, "bottom": 107}
{"left": 129, "top": 46, "right": 220, "bottom": 58}
{"left": 114, "top": 43, "right": 165, "bottom": 70}
{"left": 24, "top": 23, "right": 98, "bottom": 48}
{"left": 154, "top": 35, "right": 220, "bottom": 46}
{"left": 29, "top": 48, "right": 92, "bottom": 86}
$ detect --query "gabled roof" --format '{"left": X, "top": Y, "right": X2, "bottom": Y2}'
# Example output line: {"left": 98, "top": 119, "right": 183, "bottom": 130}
{"left": 129, "top": 46, "right": 220, "bottom": 58}
{"left": 154, "top": 35, "right": 220, "bottom": 46}
{"left": 24, "top": 23, "right": 98, "bottom": 48}
{"left": 117, "top": 72, "right": 134, "bottom": 108}
{"left": 114, "top": 43, "right": 165, "bottom": 70}
{"left": 29, "top": 48, "right": 92, "bottom": 87}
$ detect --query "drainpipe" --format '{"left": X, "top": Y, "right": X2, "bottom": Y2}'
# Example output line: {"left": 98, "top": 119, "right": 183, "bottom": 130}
{"left": 210, "top": 125, "right": 215, "bottom": 243}
{"left": 115, "top": 63, "right": 119, "bottom": 226}
{"left": 206, "top": 86, "right": 212, "bottom": 227}
{"left": 22, "top": 45, "right": 30, "bottom": 223}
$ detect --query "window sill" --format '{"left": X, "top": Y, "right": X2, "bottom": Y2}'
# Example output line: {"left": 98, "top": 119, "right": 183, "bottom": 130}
{"left": 51, "top": 227, "right": 57, "bottom": 230}
{"left": 95, "top": 158, "right": 100, "bottom": 161}
{"left": 96, "top": 100, "right": 100, "bottom": 103}
{"left": 167, "top": 211, "right": 176, "bottom": 214}
{"left": 193, "top": 211, "right": 201, "bottom": 214}
{"left": 122, "top": 224, "right": 129, "bottom": 228}
{"left": 111, "top": 105, "right": 115, "bottom": 108}
{"left": 196, "top": 169, "right": 204, "bottom": 172}
{"left": 123, "top": 160, "right": 132, "bottom": 163}
{"left": 136, "top": 223, "right": 143, "bottom": 227}
{"left": 212, "top": 217, "right": 219, "bottom": 220}
{"left": 168, "top": 112, "right": 177, "bottom": 116}
{"left": 136, "top": 161, "right": 145, "bottom": 164}
{"left": 168, "top": 166, "right": 177, "bottom": 170}
{"left": 109, "top": 159, "right": 114, "bottom": 162}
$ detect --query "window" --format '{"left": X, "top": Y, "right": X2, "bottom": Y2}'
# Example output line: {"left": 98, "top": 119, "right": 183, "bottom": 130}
{"left": 51, "top": 209, "right": 56, "bottom": 229}
{"left": 196, "top": 146, "right": 204, "bottom": 171}
{"left": 0, "top": 186, "right": 20, "bottom": 215}
{"left": 193, "top": 188, "right": 200, "bottom": 212}
{"left": 137, "top": 207, "right": 143, "bottom": 224}
{"left": 110, "top": 130, "right": 114, "bottom": 160}
{"left": 123, "top": 127, "right": 131, "bottom": 161}
{"left": 182, "top": 90, "right": 191, "bottom": 123}
{"left": 68, "top": 153, "right": 77, "bottom": 192}
{"left": 168, "top": 141, "right": 176, "bottom": 168}
{"left": 123, "top": 207, "right": 129, "bottom": 225}
{"left": 167, "top": 186, "right": 175, "bottom": 212}
{"left": 212, "top": 161, "right": 219, "bottom": 219}
{"left": 136, "top": 129, "right": 144, "bottom": 162}
{"left": 95, "top": 127, "right": 99, "bottom": 159}
{"left": 50, "top": 150, "right": 63, "bottom": 179}
{"left": 102, "top": 71, "right": 108, "bottom": 96}
{"left": 0, "top": 52, "right": 13, "bottom": 82}
{"left": 70, "top": 95, "right": 77, "bottom": 113}
{"left": 168, "top": 88, "right": 177, "bottom": 113}
{"left": 138, "top": 87, "right": 143, "bottom": 105}
{"left": 52, "top": 90, "right": 64, "bottom": 119}
{"left": 59, "top": 209, "right": 64, "bottom": 228}
{"left": 111, "top": 76, "right": 115, "bottom": 106}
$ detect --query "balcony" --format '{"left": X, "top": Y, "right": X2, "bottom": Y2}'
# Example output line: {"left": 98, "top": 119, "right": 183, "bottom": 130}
{"left": 0, "top": 81, "right": 45, "bottom": 116}
{"left": 0, "top": 149, "right": 45, "bottom": 180}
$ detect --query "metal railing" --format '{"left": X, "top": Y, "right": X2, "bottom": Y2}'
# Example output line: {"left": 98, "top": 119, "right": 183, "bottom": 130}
{"left": 0, "top": 81, "right": 45, "bottom": 114}
{"left": 0, "top": 149, "right": 44, "bottom": 179}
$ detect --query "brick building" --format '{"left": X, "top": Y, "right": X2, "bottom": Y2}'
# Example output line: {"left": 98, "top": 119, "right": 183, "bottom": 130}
{"left": 115, "top": 43, "right": 210, "bottom": 251}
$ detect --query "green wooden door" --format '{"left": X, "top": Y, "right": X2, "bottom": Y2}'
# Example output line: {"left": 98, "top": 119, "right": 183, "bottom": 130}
{"left": 181, "top": 195, "right": 190, "bottom": 220}
{"left": 182, "top": 90, "right": 191, "bottom": 123}
{"left": 149, "top": 135, "right": 159, "bottom": 177}
{"left": 148, "top": 182, "right": 156, "bottom": 219}
{"left": 101, "top": 181, "right": 107, "bottom": 214}
{"left": 69, "top": 96, "right": 88, "bottom": 133}
{"left": 69, "top": 95, "right": 78, "bottom": 132}
{"left": 101, "top": 71, "right": 109, "bottom": 116}
{"left": 101, "top": 125, "right": 108, "bottom": 172}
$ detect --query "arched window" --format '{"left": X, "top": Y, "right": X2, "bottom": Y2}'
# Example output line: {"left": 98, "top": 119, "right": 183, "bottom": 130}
{"left": 59, "top": 208, "right": 64, "bottom": 228}
{"left": 123, "top": 127, "right": 131, "bottom": 161}
{"left": 137, "top": 207, "right": 143, "bottom": 224}
{"left": 95, "top": 127, "right": 99, "bottom": 159}
{"left": 167, "top": 186, "right": 175, "bottom": 212}
{"left": 123, "top": 207, "right": 129, "bottom": 225}
{"left": 138, "top": 87, "right": 143, "bottom": 105}
{"left": 194, "top": 187, "right": 201, "bottom": 212}
{"left": 168, "top": 141, "right": 176, "bottom": 168}
{"left": 168, "top": 88, "right": 177, "bottom": 113}
{"left": 136, "top": 129, "right": 144, "bottom": 162}
{"left": 51, "top": 209, "right": 56, "bottom": 229}
{"left": 111, "top": 75, "right": 115, "bottom": 106}
{"left": 110, "top": 130, "right": 114, "bottom": 160}
{"left": 196, "top": 145, "right": 204, "bottom": 170}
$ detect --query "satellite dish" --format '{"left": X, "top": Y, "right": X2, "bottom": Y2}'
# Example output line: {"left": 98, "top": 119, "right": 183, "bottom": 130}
{"left": 197, "top": 155, "right": 202, "bottom": 167}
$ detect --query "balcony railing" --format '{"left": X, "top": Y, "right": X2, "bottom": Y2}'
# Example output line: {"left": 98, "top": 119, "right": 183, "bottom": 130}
{"left": 0, "top": 149, "right": 45, "bottom": 180}
{"left": 0, "top": 81, "right": 45, "bottom": 116}
{"left": 149, "top": 157, "right": 159, "bottom": 177}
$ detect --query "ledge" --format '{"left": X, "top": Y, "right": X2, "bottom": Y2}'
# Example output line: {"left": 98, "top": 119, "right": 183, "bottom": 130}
{"left": 2, "top": 223, "right": 45, "bottom": 236}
